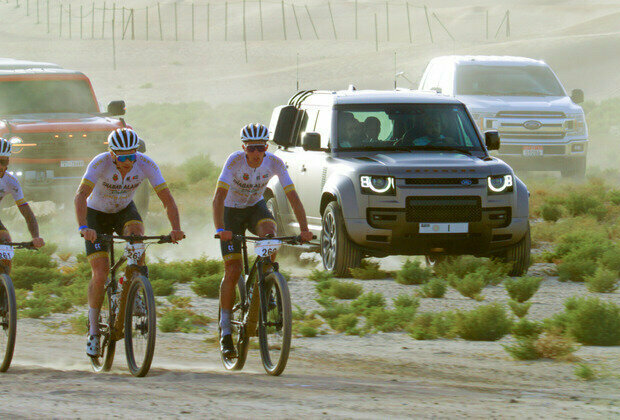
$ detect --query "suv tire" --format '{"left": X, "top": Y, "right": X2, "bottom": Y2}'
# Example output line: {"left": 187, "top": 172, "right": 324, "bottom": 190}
{"left": 321, "top": 201, "right": 362, "bottom": 277}
{"left": 502, "top": 223, "right": 531, "bottom": 276}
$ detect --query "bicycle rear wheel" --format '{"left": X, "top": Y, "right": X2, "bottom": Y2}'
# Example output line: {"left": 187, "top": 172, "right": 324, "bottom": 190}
{"left": 0, "top": 274, "right": 17, "bottom": 372}
{"left": 220, "top": 275, "right": 249, "bottom": 371}
{"left": 258, "top": 271, "right": 292, "bottom": 376}
{"left": 90, "top": 291, "right": 116, "bottom": 373}
{"left": 124, "top": 275, "right": 156, "bottom": 377}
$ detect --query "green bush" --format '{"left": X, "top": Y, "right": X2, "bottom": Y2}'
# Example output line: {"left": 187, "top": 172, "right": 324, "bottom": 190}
{"left": 298, "top": 324, "right": 319, "bottom": 337}
{"left": 308, "top": 269, "right": 334, "bottom": 282}
{"left": 12, "top": 249, "right": 57, "bottom": 269}
{"left": 395, "top": 260, "right": 432, "bottom": 285}
{"left": 328, "top": 280, "right": 363, "bottom": 300}
{"left": 433, "top": 256, "right": 508, "bottom": 283}
{"left": 393, "top": 294, "right": 420, "bottom": 310}
{"left": 150, "top": 278, "right": 176, "bottom": 296}
{"left": 554, "top": 231, "right": 612, "bottom": 259}
{"left": 608, "top": 189, "right": 620, "bottom": 205}
{"left": 600, "top": 246, "right": 620, "bottom": 273}
{"left": 534, "top": 332, "right": 577, "bottom": 360}
{"left": 350, "top": 260, "right": 390, "bottom": 280}
{"left": 350, "top": 292, "right": 386, "bottom": 316}
{"left": 11, "top": 266, "right": 61, "bottom": 290}
{"left": 586, "top": 266, "right": 619, "bottom": 293}
{"left": 448, "top": 271, "right": 485, "bottom": 301}
{"left": 564, "top": 190, "right": 606, "bottom": 218}
{"left": 511, "top": 318, "right": 542, "bottom": 339}
{"left": 563, "top": 296, "right": 620, "bottom": 345}
{"left": 183, "top": 154, "right": 221, "bottom": 184}
{"left": 365, "top": 306, "right": 417, "bottom": 333}
{"left": 189, "top": 256, "right": 224, "bottom": 278}
{"left": 149, "top": 260, "right": 193, "bottom": 284}
{"left": 190, "top": 274, "right": 221, "bottom": 298}
{"left": 408, "top": 312, "right": 456, "bottom": 340}
{"left": 167, "top": 295, "right": 192, "bottom": 308}
{"left": 508, "top": 300, "right": 532, "bottom": 318}
{"left": 540, "top": 202, "right": 563, "bottom": 222}
{"left": 159, "top": 308, "right": 209, "bottom": 333}
{"left": 574, "top": 363, "right": 596, "bottom": 381}
{"left": 316, "top": 296, "right": 353, "bottom": 320}
{"left": 419, "top": 277, "right": 447, "bottom": 298}
{"left": 455, "top": 304, "right": 512, "bottom": 341}
{"left": 20, "top": 295, "right": 51, "bottom": 318}
{"left": 504, "top": 276, "right": 542, "bottom": 302}
{"left": 67, "top": 314, "right": 89, "bottom": 335}
{"left": 557, "top": 253, "right": 598, "bottom": 282}
{"left": 328, "top": 313, "right": 359, "bottom": 334}
{"left": 315, "top": 279, "right": 334, "bottom": 297}
{"left": 503, "top": 338, "right": 540, "bottom": 360}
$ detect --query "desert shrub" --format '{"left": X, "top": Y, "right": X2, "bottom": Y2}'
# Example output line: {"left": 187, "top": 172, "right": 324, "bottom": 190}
{"left": 308, "top": 269, "right": 334, "bottom": 282}
{"left": 419, "top": 277, "right": 447, "bottom": 298}
{"left": 540, "top": 202, "right": 563, "bottom": 222}
{"left": 455, "top": 304, "right": 512, "bottom": 341}
{"left": 314, "top": 278, "right": 335, "bottom": 297}
{"left": 504, "top": 276, "right": 542, "bottom": 302}
{"left": 298, "top": 323, "right": 319, "bottom": 337}
{"left": 328, "top": 313, "right": 359, "bottom": 334}
{"left": 503, "top": 338, "right": 540, "bottom": 360}
{"left": 316, "top": 296, "right": 353, "bottom": 320}
{"left": 534, "top": 332, "right": 577, "bottom": 360}
{"left": 167, "top": 295, "right": 192, "bottom": 308}
{"left": 599, "top": 246, "right": 620, "bottom": 273}
{"left": 13, "top": 288, "right": 28, "bottom": 309}
{"left": 574, "top": 363, "right": 596, "bottom": 381}
{"left": 150, "top": 278, "right": 176, "bottom": 296}
{"left": 159, "top": 308, "right": 207, "bottom": 333}
{"left": 39, "top": 242, "right": 58, "bottom": 256}
{"left": 563, "top": 297, "right": 620, "bottom": 345}
{"left": 508, "top": 300, "right": 532, "bottom": 318}
{"left": 448, "top": 271, "right": 486, "bottom": 301}
{"left": 557, "top": 253, "right": 598, "bottom": 282}
{"left": 586, "top": 266, "right": 619, "bottom": 293}
{"left": 408, "top": 312, "right": 456, "bottom": 340}
{"left": 564, "top": 190, "right": 606, "bottom": 218}
{"left": 183, "top": 154, "right": 221, "bottom": 184}
{"left": 149, "top": 260, "right": 193, "bottom": 284}
{"left": 11, "top": 266, "right": 61, "bottom": 290}
{"left": 327, "top": 280, "right": 363, "bottom": 300}
{"left": 554, "top": 231, "right": 612, "bottom": 259}
{"left": 188, "top": 256, "right": 224, "bottom": 278}
{"left": 350, "top": 292, "right": 386, "bottom": 316}
{"left": 12, "top": 249, "right": 57, "bottom": 269}
{"left": 396, "top": 260, "right": 432, "bottom": 285}
{"left": 190, "top": 274, "right": 221, "bottom": 298}
{"left": 67, "top": 314, "right": 89, "bottom": 335}
{"left": 350, "top": 260, "right": 390, "bottom": 280}
{"left": 511, "top": 318, "right": 542, "bottom": 339}
{"left": 393, "top": 294, "right": 420, "bottom": 310}
{"left": 20, "top": 295, "right": 51, "bottom": 318}
{"left": 608, "top": 189, "right": 620, "bottom": 205}
{"left": 365, "top": 305, "right": 417, "bottom": 333}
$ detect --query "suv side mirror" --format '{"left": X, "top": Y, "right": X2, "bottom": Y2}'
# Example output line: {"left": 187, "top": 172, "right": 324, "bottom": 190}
{"left": 302, "top": 132, "right": 321, "bottom": 151}
{"left": 269, "top": 105, "right": 298, "bottom": 148}
{"left": 107, "top": 100, "right": 126, "bottom": 116}
{"left": 571, "top": 89, "right": 584, "bottom": 104}
{"left": 485, "top": 130, "right": 500, "bottom": 150}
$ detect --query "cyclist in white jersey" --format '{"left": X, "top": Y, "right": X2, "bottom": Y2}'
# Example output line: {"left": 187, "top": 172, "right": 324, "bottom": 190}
{"left": 213, "top": 123, "right": 313, "bottom": 358}
{"left": 0, "top": 138, "right": 45, "bottom": 261}
{"left": 75, "top": 128, "right": 184, "bottom": 358}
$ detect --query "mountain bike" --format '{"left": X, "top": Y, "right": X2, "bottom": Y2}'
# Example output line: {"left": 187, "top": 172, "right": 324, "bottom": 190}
{"left": 88, "top": 234, "right": 172, "bottom": 377}
{"left": 0, "top": 241, "right": 36, "bottom": 373}
{"left": 215, "top": 234, "right": 312, "bottom": 376}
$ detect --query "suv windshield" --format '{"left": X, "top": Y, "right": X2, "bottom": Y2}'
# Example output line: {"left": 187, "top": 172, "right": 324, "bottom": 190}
{"left": 455, "top": 65, "right": 565, "bottom": 96}
{"left": 0, "top": 79, "right": 98, "bottom": 114}
{"left": 335, "top": 104, "right": 484, "bottom": 154}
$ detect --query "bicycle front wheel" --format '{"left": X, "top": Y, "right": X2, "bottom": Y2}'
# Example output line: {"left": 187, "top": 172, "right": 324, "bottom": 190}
{"left": 90, "top": 291, "right": 116, "bottom": 373}
{"left": 220, "top": 275, "right": 249, "bottom": 371}
{"left": 258, "top": 271, "right": 292, "bottom": 376}
{"left": 0, "top": 274, "right": 17, "bottom": 372}
{"left": 124, "top": 275, "right": 156, "bottom": 377}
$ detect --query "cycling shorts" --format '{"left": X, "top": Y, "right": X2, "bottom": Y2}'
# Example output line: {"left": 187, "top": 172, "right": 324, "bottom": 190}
{"left": 220, "top": 199, "right": 275, "bottom": 262}
{"left": 85, "top": 201, "right": 142, "bottom": 259}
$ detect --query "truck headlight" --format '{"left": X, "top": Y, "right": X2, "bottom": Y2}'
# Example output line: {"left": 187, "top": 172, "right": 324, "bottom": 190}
{"left": 9, "top": 136, "right": 22, "bottom": 144}
{"left": 487, "top": 174, "right": 513, "bottom": 194}
{"left": 565, "top": 113, "right": 587, "bottom": 136}
{"left": 360, "top": 175, "right": 395, "bottom": 195}
{"left": 470, "top": 111, "right": 497, "bottom": 131}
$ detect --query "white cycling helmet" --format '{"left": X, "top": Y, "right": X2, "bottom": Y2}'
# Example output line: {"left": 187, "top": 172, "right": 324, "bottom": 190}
{"left": 240, "top": 123, "right": 269, "bottom": 142}
{"left": 108, "top": 128, "right": 140, "bottom": 151}
{"left": 0, "top": 138, "right": 11, "bottom": 157}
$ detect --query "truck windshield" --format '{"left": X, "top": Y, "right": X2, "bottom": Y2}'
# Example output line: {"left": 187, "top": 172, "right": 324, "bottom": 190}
{"left": 0, "top": 79, "right": 98, "bottom": 115}
{"left": 455, "top": 65, "right": 565, "bottom": 96}
{"left": 335, "top": 104, "right": 484, "bottom": 154}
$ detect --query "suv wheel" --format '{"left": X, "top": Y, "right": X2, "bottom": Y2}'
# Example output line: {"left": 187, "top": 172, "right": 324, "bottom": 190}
{"left": 502, "top": 223, "right": 531, "bottom": 276}
{"left": 321, "top": 201, "right": 361, "bottom": 277}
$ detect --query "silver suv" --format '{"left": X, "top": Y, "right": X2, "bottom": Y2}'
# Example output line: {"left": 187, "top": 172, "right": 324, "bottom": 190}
{"left": 266, "top": 88, "right": 530, "bottom": 276}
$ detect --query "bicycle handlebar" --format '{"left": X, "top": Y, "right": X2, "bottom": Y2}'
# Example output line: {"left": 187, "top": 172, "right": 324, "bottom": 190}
{"left": 3, "top": 241, "right": 36, "bottom": 250}
{"left": 97, "top": 234, "right": 177, "bottom": 244}
{"left": 213, "top": 234, "right": 316, "bottom": 245}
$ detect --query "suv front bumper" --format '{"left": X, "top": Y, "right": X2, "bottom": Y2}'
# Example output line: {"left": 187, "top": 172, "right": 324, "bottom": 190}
{"left": 494, "top": 139, "right": 587, "bottom": 171}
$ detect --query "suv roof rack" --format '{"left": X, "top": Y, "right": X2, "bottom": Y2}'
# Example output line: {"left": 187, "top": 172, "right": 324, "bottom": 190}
{"left": 287, "top": 90, "right": 315, "bottom": 108}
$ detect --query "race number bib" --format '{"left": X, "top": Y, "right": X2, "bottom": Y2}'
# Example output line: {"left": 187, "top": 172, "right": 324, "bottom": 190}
{"left": 0, "top": 245, "right": 14, "bottom": 260}
{"left": 124, "top": 243, "right": 146, "bottom": 265}
{"left": 253, "top": 240, "right": 282, "bottom": 258}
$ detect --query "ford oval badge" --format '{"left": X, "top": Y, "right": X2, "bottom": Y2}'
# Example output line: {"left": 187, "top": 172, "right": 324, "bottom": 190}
{"left": 523, "top": 120, "right": 542, "bottom": 130}
{"left": 460, "top": 179, "right": 473, "bottom": 186}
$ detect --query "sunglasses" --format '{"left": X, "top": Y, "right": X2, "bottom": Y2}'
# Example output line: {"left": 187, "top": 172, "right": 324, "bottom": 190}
{"left": 114, "top": 153, "right": 137, "bottom": 162}
{"left": 0, "top": 158, "right": 8, "bottom": 166}
{"left": 245, "top": 145, "right": 267, "bottom": 153}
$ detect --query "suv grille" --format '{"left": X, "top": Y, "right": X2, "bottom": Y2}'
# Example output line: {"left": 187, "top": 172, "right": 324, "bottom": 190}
{"left": 405, "top": 178, "right": 479, "bottom": 186}
{"left": 12, "top": 132, "right": 108, "bottom": 159}
{"left": 406, "top": 196, "right": 481, "bottom": 222}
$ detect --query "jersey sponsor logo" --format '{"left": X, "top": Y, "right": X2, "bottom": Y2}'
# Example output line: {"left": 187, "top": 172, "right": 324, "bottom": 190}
{"left": 113, "top": 174, "right": 119, "bottom": 181}
{"left": 262, "top": 174, "right": 268, "bottom": 178}
{"left": 243, "top": 173, "right": 249, "bottom": 181}
{"left": 232, "top": 178, "right": 268, "bottom": 190}
{"left": 227, "top": 244, "right": 234, "bottom": 252}
{"left": 102, "top": 181, "right": 141, "bottom": 190}
{"left": 133, "top": 175, "right": 139, "bottom": 180}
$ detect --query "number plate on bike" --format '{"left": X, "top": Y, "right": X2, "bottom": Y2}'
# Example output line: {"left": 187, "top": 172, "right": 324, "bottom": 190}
{"left": 0, "top": 245, "right": 14, "bottom": 260}
{"left": 254, "top": 240, "right": 282, "bottom": 257}
{"left": 125, "top": 243, "right": 146, "bottom": 265}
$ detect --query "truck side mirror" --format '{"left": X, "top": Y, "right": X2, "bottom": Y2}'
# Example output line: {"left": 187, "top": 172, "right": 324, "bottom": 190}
{"left": 571, "top": 89, "right": 584, "bottom": 104}
{"left": 485, "top": 130, "right": 500, "bottom": 151}
{"left": 107, "top": 100, "right": 126, "bottom": 116}
{"left": 269, "top": 105, "right": 298, "bottom": 148}
{"left": 302, "top": 132, "right": 321, "bottom": 151}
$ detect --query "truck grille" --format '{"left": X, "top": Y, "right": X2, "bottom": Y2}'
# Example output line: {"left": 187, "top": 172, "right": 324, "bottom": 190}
{"left": 11, "top": 132, "right": 108, "bottom": 159}
{"left": 406, "top": 196, "right": 481, "bottom": 222}
{"left": 499, "top": 145, "right": 566, "bottom": 155}
{"left": 493, "top": 111, "right": 567, "bottom": 141}
{"left": 405, "top": 178, "right": 479, "bottom": 186}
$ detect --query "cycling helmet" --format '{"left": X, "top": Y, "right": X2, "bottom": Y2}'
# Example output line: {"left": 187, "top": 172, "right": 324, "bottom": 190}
{"left": 0, "top": 138, "right": 11, "bottom": 157}
{"left": 240, "top": 123, "right": 269, "bottom": 142}
{"left": 108, "top": 128, "right": 140, "bottom": 151}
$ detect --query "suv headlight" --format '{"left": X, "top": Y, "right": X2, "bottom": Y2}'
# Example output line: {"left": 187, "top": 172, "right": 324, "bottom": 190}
{"left": 487, "top": 174, "right": 513, "bottom": 194}
{"left": 360, "top": 175, "right": 395, "bottom": 195}
{"left": 470, "top": 111, "right": 497, "bottom": 131}
{"left": 9, "top": 136, "right": 22, "bottom": 144}
{"left": 565, "top": 113, "right": 587, "bottom": 136}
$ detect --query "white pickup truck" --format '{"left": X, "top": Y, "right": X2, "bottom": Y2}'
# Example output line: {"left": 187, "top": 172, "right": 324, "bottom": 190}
{"left": 418, "top": 56, "right": 588, "bottom": 177}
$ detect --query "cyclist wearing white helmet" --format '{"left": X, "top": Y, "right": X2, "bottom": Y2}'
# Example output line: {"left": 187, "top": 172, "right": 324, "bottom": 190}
{"left": 213, "top": 123, "right": 313, "bottom": 358}
{"left": 75, "top": 128, "right": 185, "bottom": 358}
{"left": 0, "top": 138, "right": 45, "bottom": 257}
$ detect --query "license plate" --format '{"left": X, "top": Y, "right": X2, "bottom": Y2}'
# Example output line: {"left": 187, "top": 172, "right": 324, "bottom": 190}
{"left": 522, "top": 146, "right": 543, "bottom": 157}
{"left": 419, "top": 223, "right": 468, "bottom": 234}
{"left": 60, "top": 160, "right": 85, "bottom": 167}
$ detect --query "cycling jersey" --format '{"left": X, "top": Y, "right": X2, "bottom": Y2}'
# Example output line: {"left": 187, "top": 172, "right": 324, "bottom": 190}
{"left": 216, "top": 151, "right": 295, "bottom": 208}
{"left": 80, "top": 152, "right": 167, "bottom": 213}
{"left": 0, "top": 173, "right": 27, "bottom": 207}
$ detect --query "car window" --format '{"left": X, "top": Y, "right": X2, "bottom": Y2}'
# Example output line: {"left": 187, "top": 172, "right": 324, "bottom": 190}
{"left": 314, "top": 109, "right": 332, "bottom": 149}
{"left": 455, "top": 65, "right": 565, "bottom": 96}
{"left": 296, "top": 108, "right": 318, "bottom": 146}
{"left": 0, "top": 79, "right": 98, "bottom": 114}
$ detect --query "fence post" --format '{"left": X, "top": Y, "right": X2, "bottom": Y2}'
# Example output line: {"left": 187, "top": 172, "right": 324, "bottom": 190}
{"left": 206, "top": 2, "right": 210, "bottom": 41}
{"left": 121, "top": 6, "right": 125, "bottom": 37}
{"left": 174, "top": 2, "right": 178, "bottom": 41}
{"left": 102, "top": 2, "right": 106, "bottom": 39}
{"left": 46, "top": 0, "right": 49, "bottom": 33}
{"left": 292, "top": 4, "right": 301, "bottom": 39}
{"left": 225, "top": 1, "right": 228, "bottom": 41}
{"left": 494, "top": 12, "right": 507, "bottom": 38}
{"left": 354, "top": 0, "right": 357, "bottom": 40}
{"left": 157, "top": 2, "right": 162, "bottom": 40}
{"left": 305, "top": 5, "right": 318, "bottom": 40}
{"left": 328, "top": 1, "right": 336, "bottom": 40}
{"left": 406, "top": 2, "right": 412, "bottom": 43}
{"left": 243, "top": 0, "right": 247, "bottom": 62}
{"left": 131, "top": 8, "right": 134, "bottom": 40}
{"left": 259, "top": 0, "right": 263, "bottom": 40}
{"left": 424, "top": 5, "right": 433, "bottom": 43}
{"left": 374, "top": 13, "right": 378, "bottom": 52}
{"left": 59, "top": 4, "right": 62, "bottom": 38}
{"left": 26, "top": 0, "right": 28, "bottom": 16}
{"left": 91, "top": 2, "right": 94, "bottom": 38}
{"left": 433, "top": 13, "right": 454, "bottom": 41}
{"left": 112, "top": 3, "right": 116, "bottom": 70}
{"left": 281, "top": 0, "right": 286, "bottom": 40}
{"left": 191, "top": 3, "right": 195, "bottom": 41}
{"left": 146, "top": 6, "right": 148, "bottom": 40}
{"left": 385, "top": 1, "right": 389, "bottom": 42}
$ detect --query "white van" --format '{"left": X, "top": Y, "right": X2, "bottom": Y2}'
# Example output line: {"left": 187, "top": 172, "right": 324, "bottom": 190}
{"left": 418, "top": 56, "right": 588, "bottom": 177}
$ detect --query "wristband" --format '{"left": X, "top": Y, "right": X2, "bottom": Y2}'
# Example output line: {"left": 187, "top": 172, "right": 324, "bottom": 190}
{"left": 216, "top": 228, "right": 224, "bottom": 233}
{"left": 78, "top": 225, "right": 88, "bottom": 231}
